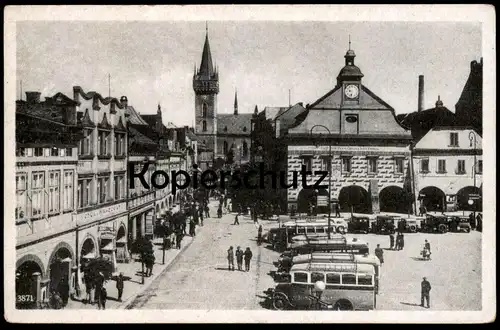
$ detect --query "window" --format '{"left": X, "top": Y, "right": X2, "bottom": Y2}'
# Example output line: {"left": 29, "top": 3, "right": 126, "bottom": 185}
{"left": 477, "top": 160, "right": 483, "bottom": 174}
{"left": 51, "top": 147, "right": 59, "bottom": 157}
{"left": 63, "top": 171, "right": 73, "bottom": 211}
{"left": 311, "top": 272, "right": 325, "bottom": 283}
{"left": 368, "top": 158, "right": 378, "bottom": 173}
{"left": 293, "top": 272, "right": 308, "bottom": 283}
{"left": 223, "top": 141, "right": 228, "bottom": 154}
{"left": 26, "top": 148, "right": 33, "bottom": 157}
{"left": 437, "top": 159, "right": 447, "bottom": 173}
{"left": 316, "top": 227, "right": 325, "bottom": 233}
{"left": 78, "top": 178, "right": 91, "bottom": 208}
{"left": 16, "top": 147, "right": 26, "bottom": 157}
{"left": 450, "top": 132, "right": 459, "bottom": 147}
{"left": 66, "top": 148, "right": 73, "bottom": 157}
{"left": 32, "top": 172, "right": 45, "bottom": 217}
{"left": 301, "top": 157, "right": 312, "bottom": 171}
{"left": 341, "top": 274, "right": 357, "bottom": 285}
{"left": 60, "top": 148, "right": 66, "bottom": 157}
{"left": 34, "top": 148, "right": 43, "bottom": 157}
{"left": 16, "top": 174, "right": 27, "bottom": 220}
{"left": 243, "top": 141, "right": 248, "bottom": 157}
{"left": 306, "top": 227, "right": 315, "bottom": 233}
{"left": 202, "top": 121, "right": 207, "bottom": 132}
{"left": 79, "top": 129, "right": 93, "bottom": 155}
{"left": 114, "top": 175, "right": 124, "bottom": 200}
{"left": 44, "top": 148, "right": 50, "bottom": 157}
{"left": 326, "top": 273, "right": 341, "bottom": 284}
{"left": 342, "top": 157, "right": 352, "bottom": 173}
{"left": 395, "top": 158, "right": 404, "bottom": 174}
{"left": 321, "top": 157, "right": 332, "bottom": 172}
{"left": 297, "top": 227, "right": 306, "bottom": 234}
{"left": 456, "top": 160, "right": 466, "bottom": 174}
{"left": 115, "top": 133, "right": 125, "bottom": 156}
{"left": 48, "top": 171, "right": 60, "bottom": 213}
{"left": 420, "top": 159, "right": 429, "bottom": 173}
{"left": 97, "top": 176, "right": 109, "bottom": 204}
{"left": 98, "top": 130, "right": 110, "bottom": 156}
{"left": 357, "top": 274, "right": 373, "bottom": 285}
{"left": 202, "top": 103, "right": 208, "bottom": 118}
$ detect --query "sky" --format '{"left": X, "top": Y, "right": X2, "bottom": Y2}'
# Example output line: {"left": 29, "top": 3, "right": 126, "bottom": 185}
{"left": 16, "top": 21, "right": 481, "bottom": 127}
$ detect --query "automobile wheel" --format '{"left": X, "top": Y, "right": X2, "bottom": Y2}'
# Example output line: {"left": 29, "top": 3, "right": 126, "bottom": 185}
{"left": 273, "top": 293, "right": 289, "bottom": 310}
{"left": 337, "top": 226, "right": 345, "bottom": 234}
{"left": 333, "top": 299, "right": 354, "bottom": 311}
{"left": 465, "top": 228, "right": 471, "bottom": 233}
{"left": 438, "top": 224, "right": 448, "bottom": 233}
{"left": 409, "top": 225, "right": 417, "bottom": 233}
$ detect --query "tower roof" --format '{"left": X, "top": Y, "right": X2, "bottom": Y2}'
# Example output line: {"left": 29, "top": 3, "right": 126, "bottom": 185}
{"left": 199, "top": 32, "right": 214, "bottom": 76}
{"left": 234, "top": 90, "right": 238, "bottom": 108}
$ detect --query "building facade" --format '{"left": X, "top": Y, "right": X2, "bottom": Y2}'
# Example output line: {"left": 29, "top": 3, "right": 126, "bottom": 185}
{"left": 15, "top": 91, "right": 82, "bottom": 308}
{"left": 283, "top": 48, "right": 414, "bottom": 214}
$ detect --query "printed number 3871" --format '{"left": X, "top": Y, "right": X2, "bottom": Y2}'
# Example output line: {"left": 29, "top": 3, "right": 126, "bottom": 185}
{"left": 17, "top": 295, "right": 35, "bottom": 302}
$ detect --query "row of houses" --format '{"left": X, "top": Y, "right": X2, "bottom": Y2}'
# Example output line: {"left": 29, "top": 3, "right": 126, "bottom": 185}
{"left": 250, "top": 49, "right": 483, "bottom": 215}
{"left": 15, "top": 87, "right": 202, "bottom": 306}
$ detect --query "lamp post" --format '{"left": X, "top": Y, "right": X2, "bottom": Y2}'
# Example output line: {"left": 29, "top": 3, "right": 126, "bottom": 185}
{"left": 469, "top": 131, "right": 477, "bottom": 220}
{"left": 310, "top": 125, "right": 332, "bottom": 239}
{"left": 314, "top": 280, "right": 326, "bottom": 310}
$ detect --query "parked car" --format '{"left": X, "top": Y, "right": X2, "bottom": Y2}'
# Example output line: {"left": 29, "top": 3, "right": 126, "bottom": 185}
{"left": 371, "top": 216, "right": 397, "bottom": 234}
{"left": 347, "top": 216, "right": 371, "bottom": 234}
{"left": 448, "top": 216, "right": 471, "bottom": 233}
{"left": 421, "top": 214, "right": 450, "bottom": 233}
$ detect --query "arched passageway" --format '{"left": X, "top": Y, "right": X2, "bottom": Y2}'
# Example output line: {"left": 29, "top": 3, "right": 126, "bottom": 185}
{"left": 379, "top": 185, "right": 410, "bottom": 214}
{"left": 297, "top": 189, "right": 317, "bottom": 214}
{"left": 49, "top": 247, "right": 73, "bottom": 307}
{"left": 419, "top": 186, "right": 446, "bottom": 212}
{"left": 456, "top": 186, "right": 482, "bottom": 212}
{"left": 16, "top": 260, "right": 43, "bottom": 309}
{"left": 338, "top": 185, "right": 371, "bottom": 214}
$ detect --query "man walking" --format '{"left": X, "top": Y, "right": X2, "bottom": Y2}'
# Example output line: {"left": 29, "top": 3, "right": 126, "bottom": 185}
{"left": 205, "top": 204, "right": 210, "bottom": 218}
{"left": 400, "top": 233, "right": 405, "bottom": 250}
{"left": 374, "top": 244, "right": 384, "bottom": 266}
{"left": 389, "top": 233, "right": 395, "bottom": 250}
{"left": 116, "top": 272, "right": 124, "bottom": 302}
{"left": 244, "top": 247, "right": 253, "bottom": 272}
{"left": 335, "top": 203, "right": 341, "bottom": 218}
{"left": 235, "top": 246, "right": 244, "bottom": 271}
{"left": 227, "top": 246, "right": 235, "bottom": 271}
{"left": 257, "top": 225, "right": 263, "bottom": 245}
{"left": 189, "top": 218, "right": 196, "bottom": 237}
{"left": 233, "top": 213, "right": 240, "bottom": 225}
{"left": 199, "top": 207, "right": 204, "bottom": 226}
{"left": 421, "top": 277, "right": 431, "bottom": 308}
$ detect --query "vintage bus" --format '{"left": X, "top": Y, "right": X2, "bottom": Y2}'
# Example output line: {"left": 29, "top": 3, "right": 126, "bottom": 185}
{"left": 287, "top": 237, "right": 370, "bottom": 256}
{"left": 271, "top": 262, "right": 377, "bottom": 310}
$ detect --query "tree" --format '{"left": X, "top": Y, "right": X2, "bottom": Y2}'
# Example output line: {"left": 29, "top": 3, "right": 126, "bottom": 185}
{"left": 130, "top": 236, "right": 154, "bottom": 278}
{"left": 81, "top": 257, "right": 114, "bottom": 288}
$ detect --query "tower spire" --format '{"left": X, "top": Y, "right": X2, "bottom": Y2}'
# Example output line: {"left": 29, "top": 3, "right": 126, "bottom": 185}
{"left": 348, "top": 34, "right": 351, "bottom": 50}
{"left": 198, "top": 25, "right": 214, "bottom": 76}
{"left": 234, "top": 89, "right": 238, "bottom": 115}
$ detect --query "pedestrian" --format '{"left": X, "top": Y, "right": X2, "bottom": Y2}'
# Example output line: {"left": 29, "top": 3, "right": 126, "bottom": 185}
{"left": 394, "top": 233, "right": 400, "bottom": 250}
{"left": 189, "top": 218, "right": 196, "bottom": 236}
{"left": 257, "top": 225, "right": 263, "bottom": 245}
{"left": 244, "top": 247, "right": 253, "bottom": 271}
{"left": 84, "top": 272, "right": 93, "bottom": 304}
{"left": 50, "top": 290, "right": 63, "bottom": 309}
{"left": 476, "top": 213, "right": 482, "bottom": 231}
{"left": 205, "top": 204, "right": 210, "bottom": 218}
{"left": 199, "top": 207, "right": 204, "bottom": 226}
{"left": 424, "top": 239, "right": 431, "bottom": 253}
{"left": 400, "top": 233, "right": 405, "bottom": 250}
{"left": 181, "top": 217, "right": 187, "bottom": 235}
{"left": 469, "top": 212, "right": 476, "bottom": 230}
{"left": 100, "top": 286, "right": 107, "bottom": 310}
{"left": 389, "top": 233, "right": 395, "bottom": 250}
{"left": 227, "top": 246, "right": 235, "bottom": 271}
{"left": 235, "top": 246, "right": 244, "bottom": 271}
{"left": 233, "top": 213, "right": 240, "bottom": 225}
{"left": 374, "top": 244, "right": 384, "bottom": 266}
{"left": 176, "top": 230, "right": 183, "bottom": 249}
{"left": 420, "top": 277, "right": 431, "bottom": 308}
{"left": 116, "top": 272, "right": 124, "bottom": 302}
{"left": 335, "top": 203, "right": 341, "bottom": 218}
{"left": 217, "top": 207, "right": 222, "bottom": 218}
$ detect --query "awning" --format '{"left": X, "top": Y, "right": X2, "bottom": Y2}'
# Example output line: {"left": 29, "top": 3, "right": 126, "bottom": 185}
{"left": 60, "top": 257, "right": 73, "bottom": 263}
{"left": 116, "top": 237, "right": 127, "bottom": 244}
{"left": 82, "top": 252, "right": 96, "bottom": 259}
{"left": 101, "top": 242, "right": 115, "bottom": 251}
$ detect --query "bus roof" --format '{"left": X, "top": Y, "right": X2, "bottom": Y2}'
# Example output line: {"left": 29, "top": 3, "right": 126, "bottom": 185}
{"left": 292, "top": 253, "right": 380, "bottom": 265}
{"left": 290, "top": 262, "right": 375, "bottom": 275}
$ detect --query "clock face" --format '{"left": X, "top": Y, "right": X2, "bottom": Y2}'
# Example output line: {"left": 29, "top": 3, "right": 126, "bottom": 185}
{"left": 344, "top": 84, "right": 359, "bottom": 99}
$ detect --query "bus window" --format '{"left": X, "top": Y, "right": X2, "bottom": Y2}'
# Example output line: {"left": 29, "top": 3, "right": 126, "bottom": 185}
{"left": 326, "top": 273, "right": 341, "bottom": 284}
{"left": 297, "top": 227, "right": 306, "bottom": 234}
{"left": 357, "top": 274, "right": 373, "bottom": 285}
{"left": 316, "top": 227, "right": 325, "bottom": 233}
{"left": 293, "top": 272, "right": 308, "bottom": 283}
{"left": 341, "top": 274, "right": 357, "bottom": 285}
{"left": 306, "top": 227, "right": 315, "bottom": 234}
{"left": 311, "top": 272, "right": 325, "bottom": 283}
{"left": 327, "top": 227, "right": 335, "bottom": 233}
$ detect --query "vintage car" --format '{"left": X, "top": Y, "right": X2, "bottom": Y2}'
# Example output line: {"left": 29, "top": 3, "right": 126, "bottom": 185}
{"left": 347, "top": 216, "right": 372, "bottom": 234}
{"left": 448, "top": 216, "right": 472, "bottom": 233}
{"left": 421, "top": 214, "right": 451, "bottom": 233}
{"left": 270, "top": 262, "right": 377, "bottom": 310}
{"left": 401, "top": 217, "right": 424, "bottom": 233}
{"left": 371, "top": 216, "right": 398, "bottom": 234}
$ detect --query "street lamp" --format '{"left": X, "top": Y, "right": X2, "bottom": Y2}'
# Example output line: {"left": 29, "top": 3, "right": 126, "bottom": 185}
{"left": 310, "top": 125, "right": 332, "bottom": 239}
{"left": 469, "top": 131, "right": 477, "bottom": 220}
{"left": 314, "top": 280, "right": 326, "bottom": 310}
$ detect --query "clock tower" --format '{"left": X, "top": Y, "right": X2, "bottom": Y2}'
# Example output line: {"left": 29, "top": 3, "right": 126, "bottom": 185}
{"left": 336, "top": 41, "right": 364, "bottom": 106}
{"left": 193, "top": 26, "right": 219, "bottom": 160}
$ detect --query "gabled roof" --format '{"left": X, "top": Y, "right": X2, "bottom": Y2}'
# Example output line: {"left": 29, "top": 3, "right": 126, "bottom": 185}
{"left": 262, "top": 106, "right": 289, "bottom": 121}
{"left": 125, "top": 106, "right": 149, "bottom": 125}
{"left": 199, "top": 32, "right": 214, "bottom": 77}
{"left": 397, "top": 105, "right": 457, "bottom": 142}
{"left": 15, "top": 92, "right": 78, "bottom": 125}
{"left": 275, "top": 103, "right": 307, "bottom": 133}
{"left": 98, "top": 113, "right": 112, "bottom": 130}
{"left": 128, "top": 126, "right": 158, "bottom": 147}
{"left": 217, "top": 113, "right": 253, "bottom": 135}
{"left": 309, "top": 85, "right": 393, "bottom": 110}
{"left": 141, "top": 114, "right": 158, "bottom": 128}
{"left": 78, "top": 108, "right": 95, "bottom": 127}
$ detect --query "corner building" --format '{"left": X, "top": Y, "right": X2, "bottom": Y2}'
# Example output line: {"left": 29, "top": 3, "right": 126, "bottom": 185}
{"left": 284, "top": 48, "right": 413, "bottom": 214}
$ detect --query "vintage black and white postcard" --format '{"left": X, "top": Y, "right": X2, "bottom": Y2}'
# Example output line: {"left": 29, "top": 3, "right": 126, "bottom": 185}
{"left": 4, "top": 5, "right": 496, "bottom": 324}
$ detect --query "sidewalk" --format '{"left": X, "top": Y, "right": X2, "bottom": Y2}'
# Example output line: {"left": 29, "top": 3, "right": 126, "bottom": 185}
{"left": 65, "top": 200, "right": 222, "bottom": 310}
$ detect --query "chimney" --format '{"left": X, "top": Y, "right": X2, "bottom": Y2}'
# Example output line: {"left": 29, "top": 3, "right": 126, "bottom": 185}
{"left": 418, "top": 75, "right": 424, "bottom": 112}
{"left": 26, "top": 91, "right": 41, "bottom": 104}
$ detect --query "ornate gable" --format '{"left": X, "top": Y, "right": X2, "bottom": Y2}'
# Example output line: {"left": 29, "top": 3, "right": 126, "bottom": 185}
{"left": 114, "top": 116, "right": 127, "bottom": 132}
{"left": 80, "top": 108, "right": 95, "bottom": 128}
{"left": 98, "top": 113, "right": 112, "bottom": 130}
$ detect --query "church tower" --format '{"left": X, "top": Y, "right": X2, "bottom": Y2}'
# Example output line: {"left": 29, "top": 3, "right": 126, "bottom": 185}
{"left": 193, "top": 25, "right": 219, "bottom": 158}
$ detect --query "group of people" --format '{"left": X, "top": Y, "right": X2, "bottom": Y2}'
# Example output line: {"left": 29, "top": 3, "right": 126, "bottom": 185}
{"left": 227, "top": 246, "right": 254, "bottom": 272}
{"left": 83, "top": 271, "right": 109, "bottom": 310}
{"left": 389, "top": 232, "right": 405, "bottom": 250}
